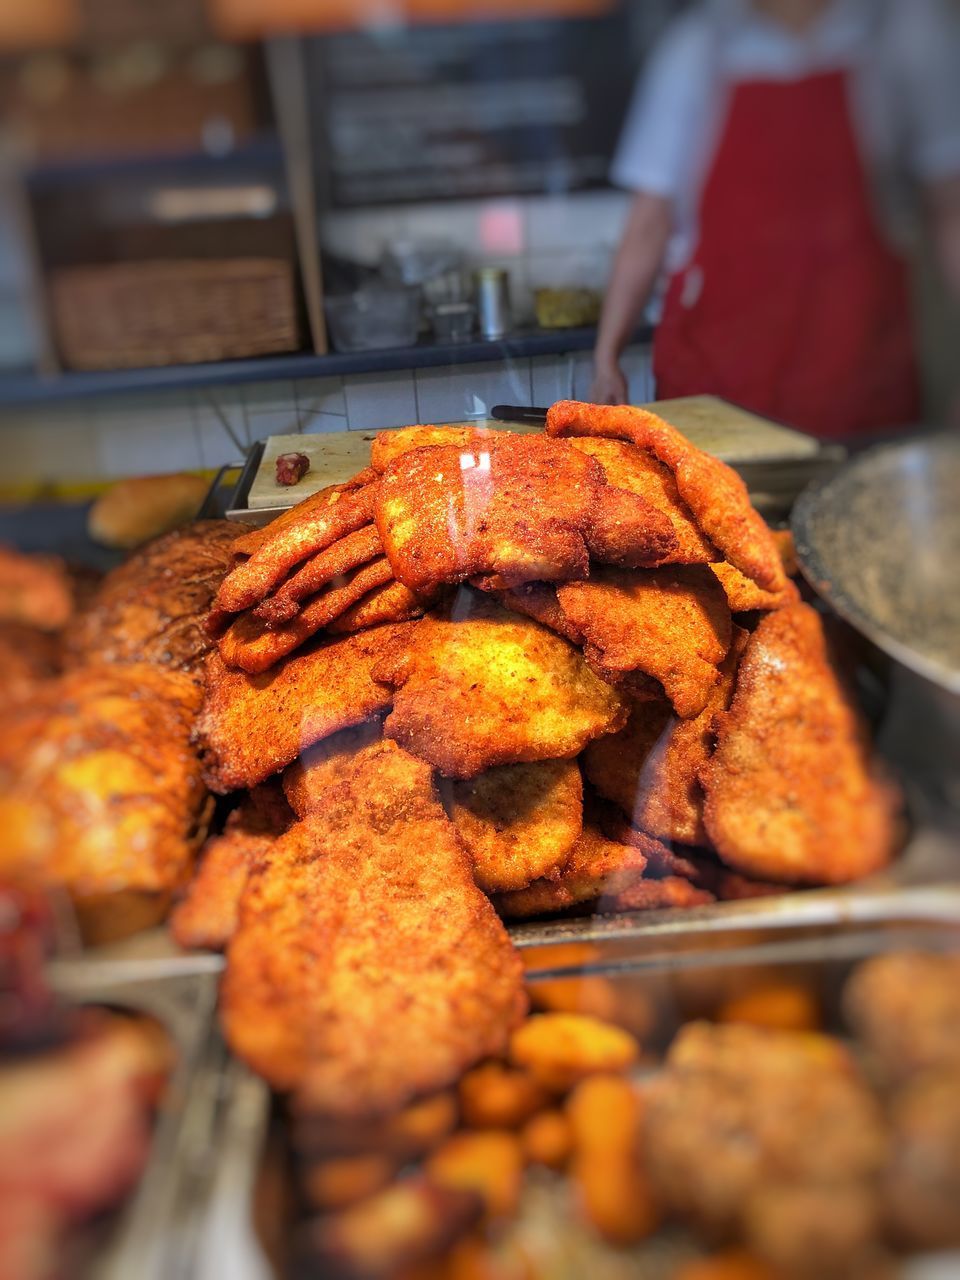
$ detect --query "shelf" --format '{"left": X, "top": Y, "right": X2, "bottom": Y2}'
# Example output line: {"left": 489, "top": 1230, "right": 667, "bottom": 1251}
{"left": 0, "top": 325, "right": 652, "bottom": 408}
{"left": 22, "top": 134, "right": 285, "bottom": 191}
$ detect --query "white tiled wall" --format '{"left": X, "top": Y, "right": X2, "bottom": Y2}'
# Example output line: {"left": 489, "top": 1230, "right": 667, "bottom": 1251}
{"left": 1, "top": 344, "right": 653, "bottom": 483}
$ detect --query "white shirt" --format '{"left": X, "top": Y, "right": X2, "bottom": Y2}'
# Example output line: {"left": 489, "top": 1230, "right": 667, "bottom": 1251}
{"left": 612, "top": 0, "right": 960, "bottom": 271}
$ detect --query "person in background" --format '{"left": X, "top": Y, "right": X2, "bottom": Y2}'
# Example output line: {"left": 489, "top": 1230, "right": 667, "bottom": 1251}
{"left": 591, "top": 0, "right": 960, "bottom": 439}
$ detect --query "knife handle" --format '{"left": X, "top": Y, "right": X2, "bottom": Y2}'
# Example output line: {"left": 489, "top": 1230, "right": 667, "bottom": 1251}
{"left": 490, "top": 405, "right": 548, "bottom": 425}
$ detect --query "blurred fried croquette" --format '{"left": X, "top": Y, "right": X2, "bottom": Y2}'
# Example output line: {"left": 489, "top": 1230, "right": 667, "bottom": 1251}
{"left": 458, "top": 1062, "right": 550, "bottom": 1130}
{"left": 426, "top": 1131, "right": 525, "bottom": 1221}
{"left": 509, "top": 1014, "right": 639, "bottom": 1092}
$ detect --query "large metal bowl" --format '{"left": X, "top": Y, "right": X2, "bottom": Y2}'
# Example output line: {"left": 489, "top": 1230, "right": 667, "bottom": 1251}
{"left": 792, "top": 433, "right": 960, "bottom": 693}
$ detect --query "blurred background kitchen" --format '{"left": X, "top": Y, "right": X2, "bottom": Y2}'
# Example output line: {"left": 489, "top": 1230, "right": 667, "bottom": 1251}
{"left": 0, "top": 0, "right": 957, "bottom": 495}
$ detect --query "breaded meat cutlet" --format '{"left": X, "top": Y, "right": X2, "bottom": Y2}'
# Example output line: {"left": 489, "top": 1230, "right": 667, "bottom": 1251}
{"left": 197, "top": 622, "right": 417, "bottom": 792}
{"left": 283, "top": 719, "right": 384, "bottom": 817}
{"left": 547, "top": 400, "right": 787, "bottom": 593}
{"left": 170, "top": 782, "right": 291, "bottom": 951}
{"left": 557, "top": 566, "right": 732, "bottom": 719}
{"left": 253, "top": 524, "right": 383, "bottom": 624}
{"left": 0, "top": 545, "right": 73, "bottom": 631}
{"left": 325, "top": 579, "right": 427, "bottom": 634}
{"left": 568, "top": 437, "right": 717, "bottom": 563}
{"left": 215, "top": 479, "right": 377, "bottom": 614}
{"left": 65, "top": 520, "right": 238, "bottom": 674}
{"left": 217, "top": 557, "right": 395, "bottom": 675}
{"left": 700, "top": 603, "right": 900, "bottom": 884}
{"left": 582, "top": 628, "right": 747, "bottom": 845}
{"left": 221, "top": 741, "right": 527, "bottom": 1115}
{"left": 370, "top": 423, "right": 513, "bottom": 472}
{"left": 445, "top": 758, "right": 583, "bottom": 894}
{"left": 374, "top": 434, "right": 679, "bottom": 596}
{"left": 495, "top": 819, "right": 672, "bottom": 919}
{"left": 374, "top": 590, "right": 628, "bottom": 778}
{"left": 710, "top": 558, "right": 800, "bottom": 613}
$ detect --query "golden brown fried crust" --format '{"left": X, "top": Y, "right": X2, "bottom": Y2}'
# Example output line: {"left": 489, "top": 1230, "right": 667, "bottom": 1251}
{"left": 0, "top": 545, "right": 74, "bottom": 631}
{"left": 495, "top": 820, "right": 670, "bottom": 919}
{"left": 375, "top": 590, "right": 628, "bottom": 778}
{"left": 370, "top": 424, "right": 512, "bottom": 472}
{"left": 283, "top": 719, "right": 384, "bottom": 818}
{"left": 490, "top": 582, "right": 584, "bottom": 643}
{"left": 221, "top": 742, "right": 527, "bottom": 1115}
{"left": 0, "top": 622, "right": 62, "bottom": 706}
{"left": 605, "top": 876, "right": 715, "bottom": 911}
{"left": 547, "top": 401, "right": 787, "bottom": 593}
{"left": 325, "top": 578, "right": 427, "bottom": 635}
{"left": 582, "top": 628, "right": 747, "bottom": 846}
{"left": 700, "top": 603, "right": 900, "bottom": 884}
{"left": 252, "top": 524, "right": 383, "bottom": 624}
{"left": 216, "top": 481, "right": 377, "bottom": 614}
{"left": 375, "top": 434, "right": 679, "bottom": 597}
{"left": 0, "top": 664, "right": 206, "bottom": 903}
{"left": 170, "top": 783, "right": 291, "bottom": 951}
{"left": 217, "top": 557, "right": 394, "bottom": 674}
{"left": 557, "top": 566, "right": 732, "bottom": 719}
{"left": 569, "top": 437, "right": 717, "bottom": 563}
{"left": 710, "top": 559, "right": 801, "bottom": 613}
{"left": 197, "top": 622, "right": 416, "bottom": 793}
{"left": 445, "top": 758, "right": 584, "bottom": 894}
{"left": 64, "top": 520, "right": 238, "bottom": 674}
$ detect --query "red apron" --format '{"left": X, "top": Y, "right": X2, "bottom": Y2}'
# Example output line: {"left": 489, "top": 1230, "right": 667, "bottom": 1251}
{"left": 653, "top": 69, "right": 920, "bottom": 438}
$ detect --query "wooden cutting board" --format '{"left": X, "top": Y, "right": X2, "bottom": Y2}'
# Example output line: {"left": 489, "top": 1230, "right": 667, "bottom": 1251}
{"left": 243, "top": 396, "right": 820, "bottom": 513}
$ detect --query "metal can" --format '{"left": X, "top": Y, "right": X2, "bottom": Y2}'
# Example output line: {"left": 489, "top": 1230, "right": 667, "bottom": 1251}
{"left": 475, "top": 267, "right": 511, "bottom": 340}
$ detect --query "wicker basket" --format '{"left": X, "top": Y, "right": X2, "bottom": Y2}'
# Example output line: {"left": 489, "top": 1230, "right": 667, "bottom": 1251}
{"left": 50, "top": 258, "right": 299, "bottom": 369}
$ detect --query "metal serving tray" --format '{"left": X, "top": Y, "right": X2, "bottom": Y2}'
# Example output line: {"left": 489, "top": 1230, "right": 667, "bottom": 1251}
{"left": 169, "top": 913, "right": 960, "bottom": 1280}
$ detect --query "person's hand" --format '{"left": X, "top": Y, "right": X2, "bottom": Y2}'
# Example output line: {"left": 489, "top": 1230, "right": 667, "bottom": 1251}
{"left": 590, "top": 358, "right": 628, "bottom": 405}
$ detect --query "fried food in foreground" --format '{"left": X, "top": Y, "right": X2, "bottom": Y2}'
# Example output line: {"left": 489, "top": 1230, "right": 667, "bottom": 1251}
{"left": 252, "top": 523, "right": 383, "bottom": 623}
{"left": 547, "top": 401, "right": 787, "bottom": 593}
{"left": 221, "top": 741, "right": 527, "bottom": 1115}
{"left": 0, "top": 664, "right": 206, "bottom": 936}
{"left": 495, "top": 820, "right": 665, "bottom": 919}
{"left": 426, "top": 1130, "right": 524, "bottom": 1220}
{"left": 65, "top": 520, "right": 238, "bottom": 674}
{"left": 283, "top": 719, "right": 384, "bottom": 817}
{"left": 493, "top": 581, "right": 583, "bottom": 643}
{"left": 883, "top": 1069, "right": 960, "bottom": 1249}
{"left": 0, "top": 545, "right": 73, "bottom": 631}
{"left": 217, "top": 556, "right": 394, "bottom": 674}
{"left": 509, "top": 1014, "right": 639, "bottom": 1091}
{"left": 458, "top": 1061, "right": 550, "bottom": 1130}
{"left": 842, "top": 951, "right": 960, "bottom": 1083}
{"left": 710, "top": 559, "right": 800, "bottom": 613}
{"left": 215, "top": 480, "right": 377, "bottom": 614}
{"left": 375, "top": 434, "right": 678, "bottom": 596}
{"left": 300, "top": 1177, "right": 482, "bottom": 1278}
{"left": 446, "top": 758, "right": 583, "bottom": 893}
{"left": 521, "top": 1109, "right": 572, "bottom": 1169}
{"left": 582, "top": 629, "right": 746, "bottom": 845}
{"left": 170, "top": 783, "right": 291, "bottom": 950}
{"left": 557, "top": 566, "right": 731, "bottom": 718}
{"left": 700, "top": 603, "right": 900, "bottom": 884}
{"left": 569, "top": 437, "right": 717, "bottom": 563}
{"left": 645, "top": 1022, "right": 888, "bottom": 1271}
{"left": 197, "top": 623, "right": 415, "bottom": 792}
{"left": 0, "top": 622, "right": 62, "bottom": 705}
{"left": 376, "top": 591, "right": 628, "bottom": 778}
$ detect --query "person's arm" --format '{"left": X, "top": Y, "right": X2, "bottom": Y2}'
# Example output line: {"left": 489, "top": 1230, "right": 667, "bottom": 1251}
{"left": 926, "top": 174, "right": 960, "bottom": 302}
{"left": 591, "top": 192, "right": 672, "bottom": 404}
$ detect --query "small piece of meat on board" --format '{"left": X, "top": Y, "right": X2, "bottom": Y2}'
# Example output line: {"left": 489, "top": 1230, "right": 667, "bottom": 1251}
{"left": 220, "top": 741, "right": 527, "bottom": 1116}
{"left": 275, "top": 452, "right": 310, "bottom": 486}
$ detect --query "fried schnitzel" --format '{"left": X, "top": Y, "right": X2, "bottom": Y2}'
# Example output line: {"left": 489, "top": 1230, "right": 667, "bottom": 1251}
{"left": 326, "top": 579, "right": 427, "bottom": 634}
{"left": 569, "top": 437, "right": 716, "bottom": 563}
{"left": 283, "top": 719, "right": 384, "bottom": 817}
{"left": 197, "top": 622, "right": 416, "bottom": 792}
{"left": 375, "top": 591, "right": 628, "bottom": 778}
{"left": 445, "top": 758, "right": 583, "bottom": 893}
{"left": 582, "top": 628, "right": 747, "bottom": 845}
{"left": 217, "top": 557, "right": 394, "bottom": 674}
{"left": 547, "top": 401, "right": 787, "bottom": 593}
{"left": 216, "top": 480, "right": 377, "bottom": 614}
{"left": 371, "top": 424, "right": 511, "bottom": 472}
{"left": 253, "top": 524, "right": 383, "bottom": 624}
{"left": 221, "top": 741, "right": 527, "bottom": 1115}
{"left": 557, "top": 566, "right": 731, "bottom": 719}
{"left": 495, "top": 820, "right": 669, "bottom": 919}
{"left": 170, "top": 783, "right": 290, "bottom": 950}
{"left": 711, "top": 559, "right": 800, "bottom": 613}
{"left": 700, "top": 603, "right": 900, "bottom": 883}
{"left": 375, "top": 434, "right": 679, "bottom": 596}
